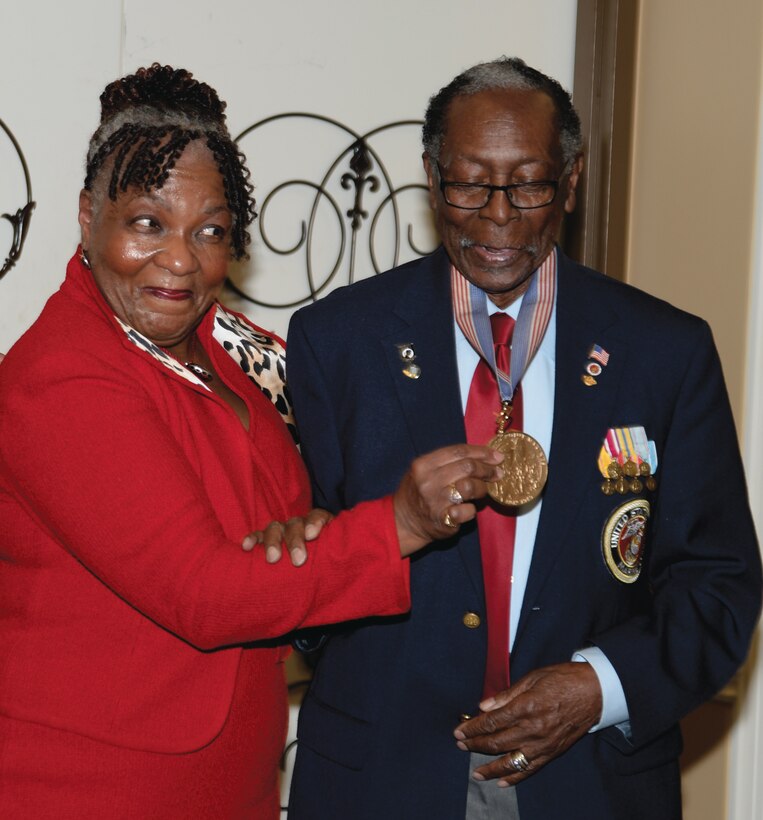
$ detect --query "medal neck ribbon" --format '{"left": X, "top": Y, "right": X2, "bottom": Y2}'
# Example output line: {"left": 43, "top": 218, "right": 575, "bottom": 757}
{"left": 451, "top": 247, "right": 557, "bottom": 409}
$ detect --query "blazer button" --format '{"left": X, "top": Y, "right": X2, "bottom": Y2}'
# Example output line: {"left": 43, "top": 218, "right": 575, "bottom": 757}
{"left": 459, "top": 713, "right": 473, "bottom": 722}
{"left": 462, "top": 612, "right": 481, "bottom": 629}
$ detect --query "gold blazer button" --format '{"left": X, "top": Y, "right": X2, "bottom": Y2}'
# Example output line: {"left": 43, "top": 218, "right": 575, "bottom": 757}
{"left": 462, "top": 612, "right": 481, "bottom": 629}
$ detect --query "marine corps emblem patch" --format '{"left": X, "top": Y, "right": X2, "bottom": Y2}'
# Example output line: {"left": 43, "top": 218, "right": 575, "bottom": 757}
{"left": 602, "top": 499, "right": 650, "bottom": 583}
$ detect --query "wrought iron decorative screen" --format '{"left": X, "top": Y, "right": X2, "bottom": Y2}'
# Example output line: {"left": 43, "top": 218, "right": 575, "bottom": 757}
{"left": 0, "top": 117, "right": 35, "bottom": 280}
{"left": 228, "top": 113, "right": 437, "bottom": 334}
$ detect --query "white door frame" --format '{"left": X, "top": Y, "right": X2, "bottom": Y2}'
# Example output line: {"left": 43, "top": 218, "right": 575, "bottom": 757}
{"left": 728, "top": 56, "right": 763, "bottom": 818}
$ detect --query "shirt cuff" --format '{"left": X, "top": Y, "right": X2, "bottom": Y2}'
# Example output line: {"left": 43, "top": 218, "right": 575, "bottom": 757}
{"left": 573, "top": 647, "right": 631, "bottom": 735}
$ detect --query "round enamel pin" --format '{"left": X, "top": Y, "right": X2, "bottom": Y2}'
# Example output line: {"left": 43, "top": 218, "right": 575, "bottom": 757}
{"left": 586, "top": 361, "right": 602, "bottom": 377}
{"left": 602, "top": 499, "right": 650, "bottom": 583}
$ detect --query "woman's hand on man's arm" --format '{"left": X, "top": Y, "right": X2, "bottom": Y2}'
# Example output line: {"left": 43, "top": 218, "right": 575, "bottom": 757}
{"left": 241, "top": 508, "right": 334, "bottom": 566}
{"left": 242, "top": 443, "right": 503, "bottom": 565}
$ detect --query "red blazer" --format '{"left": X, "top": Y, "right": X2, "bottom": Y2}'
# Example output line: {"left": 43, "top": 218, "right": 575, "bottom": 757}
{"left": 0, "top": 253, "right": 409, "bottom": 755}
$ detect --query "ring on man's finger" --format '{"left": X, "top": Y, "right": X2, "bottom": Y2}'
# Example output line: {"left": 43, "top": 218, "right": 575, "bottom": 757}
{"left": 507, "top": 750, "right": 530, "bottom": 772}
{"left": 443, "top": 512, "right": 458, "bottom": 529}
{"left": 448, "top": 483, "right": 464, "bottom": 505}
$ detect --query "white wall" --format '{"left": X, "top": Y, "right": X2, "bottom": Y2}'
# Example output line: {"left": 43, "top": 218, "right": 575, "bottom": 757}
{"left": 1, "top": 0, "right": 577, "bottom": 349}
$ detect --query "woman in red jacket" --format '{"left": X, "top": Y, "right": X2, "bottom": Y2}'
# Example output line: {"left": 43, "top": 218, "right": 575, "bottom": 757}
{"left": 0, "top": 65, "right": 501, "bottom": 818}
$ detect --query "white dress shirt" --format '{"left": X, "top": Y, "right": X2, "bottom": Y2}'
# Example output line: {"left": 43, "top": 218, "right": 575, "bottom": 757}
{"left": 453, "top": 283, "right": 629, "bottom": 732}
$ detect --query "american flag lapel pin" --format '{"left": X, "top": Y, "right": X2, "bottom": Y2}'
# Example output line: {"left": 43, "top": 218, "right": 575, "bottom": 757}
{"left": 581, "top": 343, "right": 610, "bottom": 386}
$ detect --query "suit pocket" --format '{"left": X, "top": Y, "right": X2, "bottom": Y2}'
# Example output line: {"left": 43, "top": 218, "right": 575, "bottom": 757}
{"left": 297, "top": 691, "right": 373, "bottom": 771}
{"left": 598, "top": 724, "right": 683, "bottom": 775}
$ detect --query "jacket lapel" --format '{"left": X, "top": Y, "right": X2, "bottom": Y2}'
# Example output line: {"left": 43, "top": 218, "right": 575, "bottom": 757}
{"left": 379, "top": 249, "right": 484, "bottom": 596}
{"left": 516, "top": 253, "right": 631, "bottom": 639}
{"left": 380, "top": 249, "right": 466, "bottom": 454}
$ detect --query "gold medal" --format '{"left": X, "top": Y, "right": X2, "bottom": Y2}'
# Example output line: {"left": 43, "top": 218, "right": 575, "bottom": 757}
{"left": 607, "top": 462, "right": 622, "bottom": 479}
{"left": 623, "top": 459, "right": 638, "bottom": 477}
{"left": 487, "top": 429, "right": 548, "bottom": 506}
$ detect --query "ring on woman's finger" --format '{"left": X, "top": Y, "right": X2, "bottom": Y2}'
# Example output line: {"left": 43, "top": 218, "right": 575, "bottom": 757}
{"left": 507, "top": 750, "right": 530, "bottom": 772}
{"left": 443, "top": 512, "right": 458, "bottom": 529}
{"left": 448, "top": 483, "right": 464, "bottom": 505}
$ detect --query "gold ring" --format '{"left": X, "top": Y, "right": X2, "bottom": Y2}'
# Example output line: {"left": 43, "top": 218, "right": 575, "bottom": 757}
{"left": 508, "top": 750, "right": 530, "bottom": 772}
{"left": 443, "top": 512, "right": 458, "bottom": 528}
{"left": 448, "top": 484, "right": 464, "bottom": 505}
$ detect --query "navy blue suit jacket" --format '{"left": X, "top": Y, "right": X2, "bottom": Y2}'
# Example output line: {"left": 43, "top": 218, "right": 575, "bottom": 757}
{"left": 286, "top": 248, "right": 761, "bottom": 819}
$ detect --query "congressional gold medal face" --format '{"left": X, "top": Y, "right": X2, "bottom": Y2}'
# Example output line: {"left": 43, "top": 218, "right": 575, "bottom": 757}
{"left": 487, "top": 430, "right": 548, "bottom": 506}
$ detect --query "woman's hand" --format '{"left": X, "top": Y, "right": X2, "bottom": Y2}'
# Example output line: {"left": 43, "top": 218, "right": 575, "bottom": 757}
{"left": 394, "top": 444, "right": 504, "bottom": 557}
{"left": 241, "top": 444, "right": 501, "bottom": 565}
{"left": 241, "top": 508, "right": 334, "bottom": 566}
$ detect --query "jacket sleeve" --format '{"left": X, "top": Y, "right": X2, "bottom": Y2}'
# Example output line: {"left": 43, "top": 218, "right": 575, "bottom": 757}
{"left": 593, "top": 320, "right": 761, "bottom": 749}
{"left": 0, "top": 346, "right": 410, "bottom": 651}
{"left": 286, "top": 310, "right": 351, "bottom": 514}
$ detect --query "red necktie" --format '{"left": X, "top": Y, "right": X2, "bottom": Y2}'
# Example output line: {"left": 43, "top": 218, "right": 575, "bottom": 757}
{"left": 464, "top": 313, "right": 522, "bottom": 700}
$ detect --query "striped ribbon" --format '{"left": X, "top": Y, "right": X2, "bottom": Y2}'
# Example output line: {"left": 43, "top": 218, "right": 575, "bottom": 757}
{"left": 451, "top": 248, "right": 557, "bottom": 406}
{"left": 599, "top": 426, "right": 658, "bottom": 475}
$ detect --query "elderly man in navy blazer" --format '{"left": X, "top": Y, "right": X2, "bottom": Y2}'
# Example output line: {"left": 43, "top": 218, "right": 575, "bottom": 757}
{"left": 286, "top": 57, "right": 761, "bottom": 820}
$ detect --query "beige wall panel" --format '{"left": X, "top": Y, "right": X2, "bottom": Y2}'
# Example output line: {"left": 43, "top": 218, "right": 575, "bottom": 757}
{"left": 681, "top": 700, "right": 734, "bottom": 820}
{"left": 627, "top": 0, "right": 763, "bottom": 425}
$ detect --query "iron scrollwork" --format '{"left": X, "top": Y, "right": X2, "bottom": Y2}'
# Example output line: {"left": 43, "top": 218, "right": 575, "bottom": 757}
{"left": 1, "top": 117, "right": 35, "bottom": 280}
{"left": 229, "top": 113, "right": 436, "bottom": 310}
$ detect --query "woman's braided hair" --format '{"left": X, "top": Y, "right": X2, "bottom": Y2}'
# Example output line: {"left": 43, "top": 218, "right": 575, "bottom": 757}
{"left": 84, "top": 64, "right": 256, "bottom": 260}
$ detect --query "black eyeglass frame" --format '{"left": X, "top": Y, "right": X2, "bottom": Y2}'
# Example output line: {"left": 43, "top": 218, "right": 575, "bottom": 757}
{"left": 435, "top": 161, "right": 566, "bottom": 211}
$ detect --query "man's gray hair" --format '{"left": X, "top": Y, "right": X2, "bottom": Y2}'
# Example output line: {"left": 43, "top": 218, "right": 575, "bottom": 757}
{"left": 422, "top": 57, "right": 583, "bottom": 169}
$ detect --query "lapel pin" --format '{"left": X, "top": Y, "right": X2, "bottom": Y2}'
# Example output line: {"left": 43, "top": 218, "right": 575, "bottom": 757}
{"left": 581, "top": 343, "right": 610, "bottom": 386}
{"left": 586, "top": 362, "right": 602, "bottom": 377}
{"left": 396, "top": 342, "right": 421, "bottom": 379}
{"left": 588, "top": 344, "right": 610, "bottom": 366}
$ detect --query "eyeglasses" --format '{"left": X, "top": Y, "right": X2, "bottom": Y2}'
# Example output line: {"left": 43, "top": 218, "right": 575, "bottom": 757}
{"left": 436, "top": 162, "right": 562, "bottom": 211}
